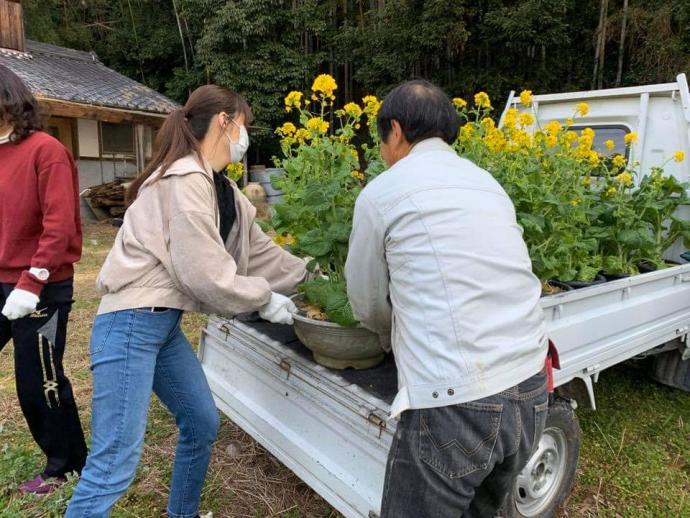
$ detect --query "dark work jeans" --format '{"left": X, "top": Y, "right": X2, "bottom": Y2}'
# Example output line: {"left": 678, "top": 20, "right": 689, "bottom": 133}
{"left": 0, "top": 279, "right": 88, "bottom": 478}
{"left": 381, "top": 371, "right": 548, "bottom": 518}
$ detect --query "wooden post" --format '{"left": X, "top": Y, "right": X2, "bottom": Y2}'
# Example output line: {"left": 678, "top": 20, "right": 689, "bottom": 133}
{"left": 135, "top": 124, "right": 146, "bottom": 173}
{"left": 0, "top": 0, "right": 25, "bottom": 52}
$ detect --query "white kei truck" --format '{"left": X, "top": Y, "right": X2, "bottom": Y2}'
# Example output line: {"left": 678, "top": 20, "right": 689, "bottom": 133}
{"left": 197, "top": 75, "right": 690, "bottom": 518}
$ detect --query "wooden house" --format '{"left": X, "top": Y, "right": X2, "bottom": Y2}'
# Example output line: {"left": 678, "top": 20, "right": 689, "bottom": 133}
{"left": 0, "top": 0, "right": 177, "bottom": 218}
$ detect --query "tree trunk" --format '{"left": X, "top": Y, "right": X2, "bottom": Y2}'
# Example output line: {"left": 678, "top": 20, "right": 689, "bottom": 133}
{"left": 171, "top": 0, "right": 189, "bottom": 73}
{"left": 597, "top": 0, "right": 609, "bottom": 89}
{"left": 615, "top": 0, "right": 629, "bottom": 86}
{"left": 592, "top": 0, "right": 608, "bottom": 89}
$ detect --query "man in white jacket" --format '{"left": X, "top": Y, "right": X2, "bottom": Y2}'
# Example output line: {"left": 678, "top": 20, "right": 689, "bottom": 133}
{"left": 345, "top": 80, "right": 549, "bottom": 517}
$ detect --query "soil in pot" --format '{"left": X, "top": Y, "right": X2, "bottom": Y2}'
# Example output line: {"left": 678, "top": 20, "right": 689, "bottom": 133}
{"left": 543, "top": 280, "right": 574, "bottom": 295}
{"left": 292, "top": 296, "right": 385, "bottom": 370}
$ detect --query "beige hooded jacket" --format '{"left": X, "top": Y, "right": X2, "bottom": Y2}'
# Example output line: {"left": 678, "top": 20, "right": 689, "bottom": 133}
{"left": 96, "top": 154, "right": 306, "bottom": 316}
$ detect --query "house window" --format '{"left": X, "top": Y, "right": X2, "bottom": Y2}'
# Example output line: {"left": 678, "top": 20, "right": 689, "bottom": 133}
{"left": 100, "top": 122, "right": 134, "bottom": 155}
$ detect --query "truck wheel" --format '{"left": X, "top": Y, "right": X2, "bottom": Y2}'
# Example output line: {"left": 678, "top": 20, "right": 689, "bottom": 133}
{"left": 504, "top": 399, "right": 582, "bottom": 518}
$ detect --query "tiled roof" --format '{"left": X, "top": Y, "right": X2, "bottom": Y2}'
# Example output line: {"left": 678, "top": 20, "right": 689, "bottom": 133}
{"left": 0, "top": 40, "right": 178, "bottom": 114}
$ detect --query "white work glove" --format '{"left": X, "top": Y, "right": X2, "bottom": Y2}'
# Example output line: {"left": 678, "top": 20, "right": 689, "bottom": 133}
{"left": 2, "top": 289, "right": 40, "bottom": 320}
{"left": 259, "top": 292, "right": 297, "bottom": 325}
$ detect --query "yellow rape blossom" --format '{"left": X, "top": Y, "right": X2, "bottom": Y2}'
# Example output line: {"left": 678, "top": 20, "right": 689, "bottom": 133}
{"left": 273, "top": 234, "right": 295, "bottom": 247}
{"left": 459, "top": 124, "right": 475, "bottom": 141}
{"left": 615, "top": 172, "right": 633, "bottom": 187}
{"left": 284, "top": 91, "right": 303, "bottom": 111}
{"left": 674, "top": 150, "right": 685, "bottom": 162}
{"left": 606, "top": 186, "right": 618, "bottom": 196}
{"left": 343, "top": 102, "right": 362, "bottom": 118}
{"left": 350, "top": 170, "right": 366, "bottom": 181}
{"left": 485, "top": 130, "right": 506, "bottom": 152}
{"left": 277, "top": 122, "right": 296, "bottom": 136}
{"left": 511, "top": 130, "right": 531, "bottom": 149}
{"left": 519, "top": 90, "right": 533, "bottom": 106}
{"left": 295, "top": 128, "right": 310, "bottom": 143}
{"left": 518, "top": 112, "right": 535, "bottom": 127}
{"left": 225, "top": 162, "right": 243, "bottom": 182}
{"left": 581, "top": 127, "right": 595, "bottom": 140}
{"left": 566, "top": 117, "right": 574, "bottom": 127}
{"left": 545, "top": 121, "right": 562, "bottom": 135}
{"left": 624, "top": 131, "right": 639, "bottom": 145}
{"left": 576, "top": 102, "right": 590, "bottom": 116}
{"left": 588, "top": 151, "right": 601, "bottom": 166}
{"left": 545, "top": 135, "right": 558, "bottom": 148}
{"left": 481, "top": 117, "right": 496, "bottom": 130}
{"left": 474, "top": 92, "right": 492, "bottom": 109}
{"left": 363, "top": 95, "right": 381, "bottom": 119}
{"left": 565, "top": 131, "right": 578, "bottom": 144}
{"left": 504, "top": 108, "right": 518, "bottom": 127}
{"left": 612, "top": 154, "right": 626, "bottom": 168}
{"left": 582, "top": 176, "right": 592, "bottom": 188}
{"left": 311, "top": 74, "right": 337, "bottom": 97}
{"left": 570, "top": 198, "right": 581, "bottom": 207}
{"left": 452, "top": 97, "right": 468, "bottom": 109}
{"left": 307, "top": 117, "right": 329, "bottom": 134}
{"left": 605, "top": 139, "right": 615, "bottom": 151}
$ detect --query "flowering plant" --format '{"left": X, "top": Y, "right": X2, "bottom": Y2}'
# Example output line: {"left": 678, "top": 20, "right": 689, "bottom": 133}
{"left": 270, "top": 75, "right": 381, "bottom": 325}
{"left": 273, "top": 78, "right": 690, "bottom": 322}
{"left": 453, "top": 93, "right": 690, "bottom": 285}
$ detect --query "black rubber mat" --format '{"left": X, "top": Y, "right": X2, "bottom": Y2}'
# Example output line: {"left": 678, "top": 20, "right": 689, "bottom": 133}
{"left": 238, "top": 314, "right": 398, "bottom": 404}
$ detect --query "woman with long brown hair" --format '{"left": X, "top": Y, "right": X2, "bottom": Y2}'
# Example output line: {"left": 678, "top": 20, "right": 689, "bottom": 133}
{"left": 66, "top": 85, "right": 306, "bottom": 518}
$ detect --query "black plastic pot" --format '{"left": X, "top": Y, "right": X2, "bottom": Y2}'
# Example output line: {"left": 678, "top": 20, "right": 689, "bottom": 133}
{"left": 602, "top": 272, "right": 630, "bottom": 282}
{"left": 555, "top": 273, "right": 607, "bottom": 290}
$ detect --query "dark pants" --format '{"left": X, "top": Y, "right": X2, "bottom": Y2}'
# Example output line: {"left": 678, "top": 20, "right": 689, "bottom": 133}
{"left": 0, "top": 279, "right": 88, "bottom": 478}
{"left": 381, "top": 371, "right": 548, "bottom": 518}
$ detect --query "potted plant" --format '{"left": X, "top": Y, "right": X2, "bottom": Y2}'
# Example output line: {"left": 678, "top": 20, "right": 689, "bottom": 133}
{"left": 270, "top": 79, "right": 690, "bottom": 368}
{"left": 270, "top": 75, "right": 386, "bottom": 369}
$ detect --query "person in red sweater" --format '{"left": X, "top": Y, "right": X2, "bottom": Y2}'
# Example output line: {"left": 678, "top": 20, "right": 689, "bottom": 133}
{"left": 0, "top": 64, "right": 87, "bottom": 494}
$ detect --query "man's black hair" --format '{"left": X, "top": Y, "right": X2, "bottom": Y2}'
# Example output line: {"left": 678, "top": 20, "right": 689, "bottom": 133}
{"left": 376, "top": 79, "right": 460, "bottom": 145}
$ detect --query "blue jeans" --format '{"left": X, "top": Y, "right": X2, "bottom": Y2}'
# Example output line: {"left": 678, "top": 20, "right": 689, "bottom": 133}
{"left": 66, "top": 309, "right": 219, "bottom": 518}
{"left": 381, "top": 371, "right": 548, "bottom": 518}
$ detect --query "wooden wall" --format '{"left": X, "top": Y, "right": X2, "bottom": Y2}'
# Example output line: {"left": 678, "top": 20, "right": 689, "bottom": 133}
{"left": 0, "top": 0, "right": 24, "bottom": 52}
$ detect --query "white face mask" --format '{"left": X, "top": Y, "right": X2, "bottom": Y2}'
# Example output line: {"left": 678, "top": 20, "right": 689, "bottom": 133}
{"left": 224, "top": 118, "right": 249, "bottom": 163}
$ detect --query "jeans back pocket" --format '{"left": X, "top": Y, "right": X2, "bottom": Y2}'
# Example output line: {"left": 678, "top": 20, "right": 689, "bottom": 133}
{"left": 419, "top": 401, "right": 503, "bottom": 479}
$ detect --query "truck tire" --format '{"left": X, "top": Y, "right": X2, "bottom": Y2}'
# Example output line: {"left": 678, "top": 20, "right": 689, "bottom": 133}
{"left": 650, "top": 348, "right": 690, "bottom": 392}
{"left": 503, "top": 399, "right": 582, "bottom": 518}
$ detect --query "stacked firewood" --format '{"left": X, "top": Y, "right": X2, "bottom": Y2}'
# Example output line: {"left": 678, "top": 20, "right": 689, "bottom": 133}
{"left": 83, "top": 180, "right": 128, "bottom": 219}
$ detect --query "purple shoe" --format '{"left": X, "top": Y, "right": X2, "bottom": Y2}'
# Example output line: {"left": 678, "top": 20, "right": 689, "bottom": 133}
{"left": 19, "top": 474, "right": 66, "bottom": 495}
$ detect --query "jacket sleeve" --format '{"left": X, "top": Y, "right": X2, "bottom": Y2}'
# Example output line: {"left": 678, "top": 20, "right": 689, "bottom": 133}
{"left": 345, "top": 192, "right": 392, "bottom": 350}
{"left": 247, "top": 222, "right": 308, "bottom": 296}
{"left": 167, "top": 175, "right": 272, "bottom": 316}
{"left": 16, "top": 158, "right": 79, "bottom": 295}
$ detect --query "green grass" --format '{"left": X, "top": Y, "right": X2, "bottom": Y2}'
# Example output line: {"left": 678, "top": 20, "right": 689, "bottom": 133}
{"left": 0, "top": 223, "right": 688, "bottom": 517}
{"left": 567, "top": 364, "right": 690, "bottom": 517}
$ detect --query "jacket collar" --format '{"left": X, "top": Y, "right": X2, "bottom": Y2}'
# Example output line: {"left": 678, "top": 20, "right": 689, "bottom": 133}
{"left": 162, "top": 153, "right": 214, "bottom": 178}
{"left": 0, "top": 129, "right": 12, "bottom": 144}
{"left": 408, "top": 137, "right": 454, "bottom": 156}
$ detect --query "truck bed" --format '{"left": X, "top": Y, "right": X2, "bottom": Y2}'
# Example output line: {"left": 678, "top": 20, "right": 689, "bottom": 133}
{"left": 198, "top": 264, "right": 690, "bottom": 518}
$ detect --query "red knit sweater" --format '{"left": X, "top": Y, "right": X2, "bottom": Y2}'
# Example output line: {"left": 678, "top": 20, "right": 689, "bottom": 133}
{"left": 0, "top": 131, "right": 82, "bottom": 295}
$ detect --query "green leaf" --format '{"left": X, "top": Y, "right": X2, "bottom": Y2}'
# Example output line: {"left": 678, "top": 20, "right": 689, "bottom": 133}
{"left": 298, "top": 229, "right": 332, "bottom": 257}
